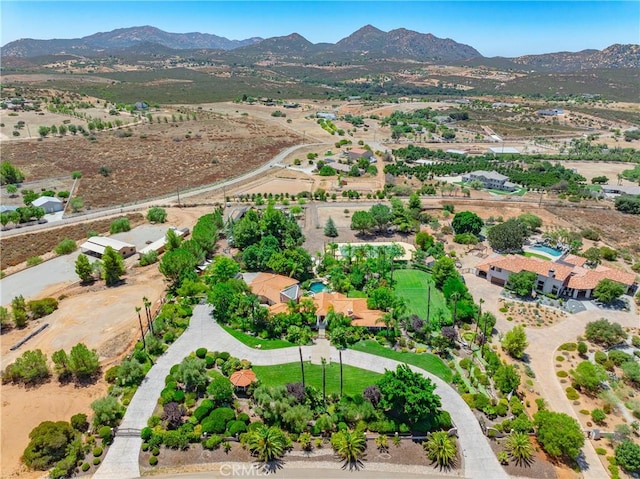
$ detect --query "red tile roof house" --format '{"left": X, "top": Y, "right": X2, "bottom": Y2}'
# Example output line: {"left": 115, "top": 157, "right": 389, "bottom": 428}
{"left": 475, "top": 254, "right": 636, "bottom": 300}
{"left": 243, "top": 273, "right": 384, "bottom": 329}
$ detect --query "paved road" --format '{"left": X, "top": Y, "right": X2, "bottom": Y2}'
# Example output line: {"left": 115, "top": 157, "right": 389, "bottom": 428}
{"left": 0, "top": 143, "right": 326, "bottom": 239}
{"left": 148, "top": 466, "right": 458, "bottom": 479}
{"left": 95, "top": 305, "right": 506, "bottom": 479}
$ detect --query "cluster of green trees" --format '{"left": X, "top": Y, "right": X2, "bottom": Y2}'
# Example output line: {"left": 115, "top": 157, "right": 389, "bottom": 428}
{"left": 159, "top": 211, "right": 222, "bottom": 290}
{"left": 234, "top": 205, "right": 310, "bottom": 280}
{"left": 22, "top": 418, "right": 87, "bottom": 478}
{"left": 3, "top": 342, "right": 99, "bottom": 385}
{"left": 0, "top": 161, "right": 25, "bottom": 185}
{"left": 3, "top": 295, "right": 58, "bottom": 329}
{"left": 350, "top": 200, "right": 423, "bottom": 235}
{"left": 386, "top": 148, "right": 588, "bottom": 192}
{"left": 615, "top": 194, "right": 640, "bottom": 215}
{"left": 0, "top": 206, "right": 47, "bottom": 228}
{"left": 75, "top": 246, "right": 125, "bottom": 286}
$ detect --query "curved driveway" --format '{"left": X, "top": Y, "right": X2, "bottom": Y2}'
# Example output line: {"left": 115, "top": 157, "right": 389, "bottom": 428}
{"left": 94, "top": 305, "right": 506, "bottom": 479}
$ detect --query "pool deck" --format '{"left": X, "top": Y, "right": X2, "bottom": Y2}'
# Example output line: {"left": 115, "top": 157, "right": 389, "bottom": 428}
{"left": 523, "top": 245, "right": 563, "bottom": 260}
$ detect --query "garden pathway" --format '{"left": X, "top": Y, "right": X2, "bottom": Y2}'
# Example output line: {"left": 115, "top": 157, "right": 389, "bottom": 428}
{"left": 95, "top": 304, "right": 506, "bottom": 479}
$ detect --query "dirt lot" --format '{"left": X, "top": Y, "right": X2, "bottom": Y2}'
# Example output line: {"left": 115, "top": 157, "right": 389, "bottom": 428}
{"left": 1, "top": 111, "right": 302, "bottom": 209}
{"left": 0, "top": 379, "right": 108, "bottom": 479}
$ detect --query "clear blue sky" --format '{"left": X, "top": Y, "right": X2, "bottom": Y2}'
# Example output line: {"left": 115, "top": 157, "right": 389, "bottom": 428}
{"left": 1, "top": 1, "right": 639, "bottom": 57}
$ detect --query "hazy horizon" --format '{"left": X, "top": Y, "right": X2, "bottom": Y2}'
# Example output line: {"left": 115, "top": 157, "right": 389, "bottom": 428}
{"left": 2, "top": 1, "right": 639, "bottom": 57}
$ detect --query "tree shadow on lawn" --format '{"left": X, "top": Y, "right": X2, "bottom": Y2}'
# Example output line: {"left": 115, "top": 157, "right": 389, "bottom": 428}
{"left": 257, "top": 458, "right": 285, "bottom": 474}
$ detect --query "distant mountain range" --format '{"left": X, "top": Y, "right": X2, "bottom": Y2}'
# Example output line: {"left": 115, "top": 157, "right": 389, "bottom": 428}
{"left": 2, "top": 25, "right": 638, "bottom": 70}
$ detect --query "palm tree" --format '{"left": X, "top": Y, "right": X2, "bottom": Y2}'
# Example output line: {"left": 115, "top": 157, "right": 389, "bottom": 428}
{"left": 331, "top": 429, "right": 367, "bottom": 470}
{"left": 247, "top": 425, "right": 288, "bottom": 463}
{"left": 423, "top": 431, "right": 457, "bottom": 469}
{"left": 504, "top": 432, "right": 534, "bottom": 466}
{"left": 135, "top": 306, "right": 146, "bottom": 349}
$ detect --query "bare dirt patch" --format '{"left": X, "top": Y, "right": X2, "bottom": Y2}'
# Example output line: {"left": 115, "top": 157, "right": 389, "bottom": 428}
{"left": 0, "top": 379, "right": 108, "bottom": 479}
{"left": 1, "top": 112, "right": 302, "bottom": 209}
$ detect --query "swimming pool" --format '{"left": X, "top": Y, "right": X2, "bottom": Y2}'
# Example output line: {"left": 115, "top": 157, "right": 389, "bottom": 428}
{"left": 309, "top": 281, "right": 329, "bottom": 293}
{"left": 530, "top": 245, "right": 563, "bottom": 257}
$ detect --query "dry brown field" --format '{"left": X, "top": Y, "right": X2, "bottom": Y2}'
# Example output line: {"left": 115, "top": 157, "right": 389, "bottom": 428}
{"left": 1, "top": 111, "right": 302, "bottom": 209}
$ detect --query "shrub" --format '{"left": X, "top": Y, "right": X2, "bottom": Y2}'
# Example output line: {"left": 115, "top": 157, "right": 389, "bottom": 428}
{"left": 27, "top": 256, "right": 43, "bottom": 267}
{"left": 203, "top": 435, "right": 223, "bottom": 450}
{"left": 81, "top": 463, "right": 90, "bottom": 472}
{"left": 149, "top": 456, "right": 158, "bottom": 466}
{"left": 70, "top": 413, "right": 89, "bottom": 433}
{"left": 141, "top": 442, "right": 149, "bottom": 451}
{"left": 566, "top": 387, "right": 580, "bottom": 401}
{"left": 28, "top": 298, "right": 59, "bottom": 319}
{"left": 92, "top": 446, "right": 103, "bottom": 457}
{"left": 104, "top": 366, "right": 119, "bottom": 383}
{"left": 93, "top": 458, "right": 101, "bottom": 466}
{"left": 95, "top": 426, "right": 112, "bottom": 445}
{"left": 146, "top": 207, "right": 167, "bottom": 223}
{"left": 595, "top": 351, "right": 607, "bottom": 364}
{"left": 139, "top": 251, "right": 158, "bottom": 266}
{"left": 596, "top": 447, "right": 607, "bottom": 455}
{"left": 557, "top": 371, "right": 568, "bottom": 378}
{"left": 195, "top": 347, "right": 208, "bottom": 359}
{"left": 55, "top": 239, "right": 77, "bottom": 255}
{"left": 140, "top": 426, "right": 153, "bottom": 441}
{"left": 109, "top": 218, "right": 130, "bottom": 234}
{"left": 591, "top": 409, "right": 606, "bottom": 425}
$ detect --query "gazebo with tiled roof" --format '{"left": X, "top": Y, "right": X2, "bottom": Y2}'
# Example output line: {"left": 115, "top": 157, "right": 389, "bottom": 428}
{"left": 229, "top": 369, "right": 257, "bottom": 391}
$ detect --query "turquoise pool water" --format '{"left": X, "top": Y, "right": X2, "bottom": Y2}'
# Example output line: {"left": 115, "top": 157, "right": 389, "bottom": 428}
{"left": 309, "top": 282, "right": 329, "bottom": 293}
{"left": 531, "top": 245, "right": 563, "bottom": 257}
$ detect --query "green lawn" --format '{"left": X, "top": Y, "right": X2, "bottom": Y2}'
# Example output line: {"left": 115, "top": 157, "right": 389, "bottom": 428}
{"left": 221, "top": 325, "right": 295, "bottom": 350}
{"left": 486, "top": 186, "right": 527, "bottom": 196}
{"left": 347, "top": 290, "right": 368, "bottom": 298}
{"left": 350, "top": 340, "right": 452, "bottom": 382}
{"left": 253, "top": 362, "right": 382, "bottom": 396}
{"left": 393, "top": 269, "right": 450, "bottom": 323}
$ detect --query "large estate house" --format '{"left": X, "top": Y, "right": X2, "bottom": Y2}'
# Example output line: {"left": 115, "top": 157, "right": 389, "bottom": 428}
{"left": 243, "top": 272, "right": 384, "bottom": 329}
{"left": 461, "top": 170, "right": 517, "bottom": 192}
{"left": 475, "top": 253, "right": 636, "bottom": 299}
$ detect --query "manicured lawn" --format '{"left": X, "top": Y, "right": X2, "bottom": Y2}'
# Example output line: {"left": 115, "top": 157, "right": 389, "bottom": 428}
{"left": 351, "top": 340, "right": 452, "bottom": 383}
{"left": 486, "top": 186, "right": 527, "bottom": 196}
{"left": 347, "top": 290, "right": 367, "bottom": 298}
{"left": 253, "top": 362, "right": 382, "bottom": 396}
{"left": 221, "top": 325, "right": 295, "bottom": 350}
{"left": 393, "top": 269, "right": 450, "bottom": 323}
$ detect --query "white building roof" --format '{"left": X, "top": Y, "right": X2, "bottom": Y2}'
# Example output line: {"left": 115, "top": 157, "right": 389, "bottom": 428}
{"left": 32, "top": 196, "right": 63, "bottom": 206}
{"left": 138, "top": 228, "right": 188, "bottom": 256}
{"left": 80, "top": 236, "right": 135, "bottom": 255}
{"left": 488, "top": 147, "right": 519, "bottom": 154}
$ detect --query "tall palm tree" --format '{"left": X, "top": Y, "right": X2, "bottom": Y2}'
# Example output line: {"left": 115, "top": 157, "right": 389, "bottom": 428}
{"left": 135, "top": 306, "right": 146, "bottom": 349}
{"left": 247, "top": 425, "right": 288, "bottom": 463}
{"left": 424, "top": 431, "right": 457, "bottom": 469}
{"left": 504, "top": 432, "right": 534, "bottom": 466}
{"left": 331, "top": 429, "right": 367, "bottom": 470}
